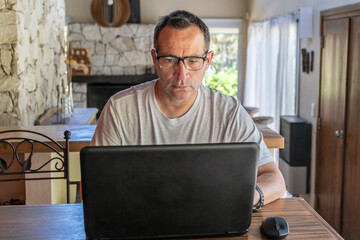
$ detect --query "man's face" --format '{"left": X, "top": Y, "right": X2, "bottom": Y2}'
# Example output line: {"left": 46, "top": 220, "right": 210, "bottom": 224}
{"left": 151, "top": 25, "right": 213, "bottom": 103}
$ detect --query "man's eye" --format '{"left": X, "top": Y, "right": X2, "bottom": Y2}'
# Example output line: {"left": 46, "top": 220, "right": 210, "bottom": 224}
{"left": 188, "top": 58, "right": 200, "bottom": 63}
{"left": 163, "top": 58, "right": 176, "bottom": 63}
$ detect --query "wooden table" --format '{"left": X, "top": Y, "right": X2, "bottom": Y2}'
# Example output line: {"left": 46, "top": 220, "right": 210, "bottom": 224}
{"left": 0, "top": 124, "right": 283, "bottom": 204}
{"left": 0, "top": 198, "right": 342, "bottom": 239}
{"left": 0, "top": 124, "right": 283, "bottom": 151}
{"left": 256, "top": 125, "right": 283, "bottom": 149}
{"left": 36, "top": 108, "right": 98, "bottom": 125}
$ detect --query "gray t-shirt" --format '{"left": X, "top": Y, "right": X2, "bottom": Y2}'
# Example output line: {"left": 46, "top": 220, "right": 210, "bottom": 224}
{"left": 91, "top": 79, "right": 273, "bottom": 166}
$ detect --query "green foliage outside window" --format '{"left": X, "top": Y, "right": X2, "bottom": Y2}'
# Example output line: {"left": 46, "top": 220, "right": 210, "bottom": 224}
{"left": 205, "top": 70, "right": 238, "bottom": 97}
{"left": 205, "top": 33, "right": 238, "bottom": 98}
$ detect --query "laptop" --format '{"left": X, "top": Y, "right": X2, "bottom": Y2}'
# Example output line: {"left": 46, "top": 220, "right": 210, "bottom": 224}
{"left": 80, "top": 143, "right": 259, "bottom": 239}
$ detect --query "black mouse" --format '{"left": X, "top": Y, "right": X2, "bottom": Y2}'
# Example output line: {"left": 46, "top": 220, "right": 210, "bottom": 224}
{"left": 260, "top": 216, "right": 289, "bottom": 239}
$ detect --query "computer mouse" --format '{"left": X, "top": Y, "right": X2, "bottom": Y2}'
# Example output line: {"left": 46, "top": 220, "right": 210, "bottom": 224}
{"left": 260, "top": 216, "right": 289, "bottom": 239}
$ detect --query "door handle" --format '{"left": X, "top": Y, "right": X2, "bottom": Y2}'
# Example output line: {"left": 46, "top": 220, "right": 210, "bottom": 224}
{"left": 335, "top": 130, "right": 344, "bottom": 138}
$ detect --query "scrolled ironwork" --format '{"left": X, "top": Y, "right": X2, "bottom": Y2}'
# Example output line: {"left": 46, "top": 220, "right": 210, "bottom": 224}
{"left": 0, "top": 138, "right": 65, "bottom": 174}
{"left": 31, "top": 157, "right": 65, "bottom": 172}
{"left": 0, "top": 130, "right": 73, "bottom": 203}
{"left": 0, "top": 140, "right": 15, "bottom": 172}
{"left": 15, "top": 139, "right": 34, "bottom": 172}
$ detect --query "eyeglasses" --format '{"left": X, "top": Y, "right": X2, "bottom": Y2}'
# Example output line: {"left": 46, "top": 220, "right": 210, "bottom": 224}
{"left": 156, "top": 51, "right": 208, "bottom": 71}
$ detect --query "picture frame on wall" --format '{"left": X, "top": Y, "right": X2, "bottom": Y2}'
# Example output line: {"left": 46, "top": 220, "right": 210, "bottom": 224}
{"left": 128, "top": 0, "right": 140, "bottom": 23}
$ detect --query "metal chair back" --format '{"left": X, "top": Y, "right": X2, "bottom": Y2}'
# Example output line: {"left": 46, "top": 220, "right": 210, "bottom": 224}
{"left": 0, "top": 130, "right": 73, "bottom": 203}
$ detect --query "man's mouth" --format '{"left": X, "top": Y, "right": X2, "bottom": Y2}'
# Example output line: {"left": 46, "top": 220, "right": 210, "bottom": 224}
{"left": 173, "top": 85, "right": 187, "bottom": 89}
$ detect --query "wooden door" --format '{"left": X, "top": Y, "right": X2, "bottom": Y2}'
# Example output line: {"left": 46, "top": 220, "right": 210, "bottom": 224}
{"left": 316, "top": 18, "right": 349, "bottom": 232}
{"left": 342, "top": 15, "right": 360, "bottom": 239}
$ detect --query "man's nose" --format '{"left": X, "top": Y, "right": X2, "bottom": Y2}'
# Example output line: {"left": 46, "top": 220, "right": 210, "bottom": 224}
{"left": 175, "top": 60, "right": 188, "bottom": 79}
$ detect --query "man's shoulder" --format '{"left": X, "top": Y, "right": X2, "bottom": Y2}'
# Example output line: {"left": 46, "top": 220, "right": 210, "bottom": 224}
{"left": 110, "top": 79, "right": 157, "bottom": 102}
{"left": 200, "top": 85, "right": 240, "bottom": 106}
{"left": 199, "top": 85, "right": 247, "bottom": 119}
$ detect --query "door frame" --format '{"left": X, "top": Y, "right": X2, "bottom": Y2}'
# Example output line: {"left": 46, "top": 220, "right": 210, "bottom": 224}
{"left": 316, "top": 2, "right": 360, "bottom": 234}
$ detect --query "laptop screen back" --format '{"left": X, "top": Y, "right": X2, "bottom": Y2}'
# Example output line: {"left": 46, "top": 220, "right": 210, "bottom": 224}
{"left": 80, "top": 143, "right": 259, "bottom": 239}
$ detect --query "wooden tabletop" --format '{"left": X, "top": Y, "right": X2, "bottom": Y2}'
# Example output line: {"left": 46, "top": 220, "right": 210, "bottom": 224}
{"left": 250, "top": 198, "right": 343, "bottom": 240}
{"left": 36, "top": 108, "right": 98, "bottom": 125}
{"left": 0, "top": 124, "right": 283, "bottom": 152}
{"left": 0, "top": 198, "right": 342, "bottom": 239}
{"left": 256, "top": 125, "right": 284, "bottom": 149}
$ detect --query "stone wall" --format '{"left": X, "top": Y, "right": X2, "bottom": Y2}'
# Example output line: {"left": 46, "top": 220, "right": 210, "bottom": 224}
{"left": 68, "top": 23, "right": 156, "bottom": 108}
{"left": 72, "top": 82, "right": 87, "bottom": 108}
{"left": 0, "top": 0, "right": 66, "bottom": 126}
{"left": 68, "top": 23, "right": 155, "bottom": 76}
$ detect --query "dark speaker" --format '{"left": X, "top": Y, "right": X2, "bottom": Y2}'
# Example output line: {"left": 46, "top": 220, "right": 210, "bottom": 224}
{"left": 280, "top": 116, "right": 311, "bottom": 166}
{"left": 280, "top": 116, "right": 311, "bottom": 193}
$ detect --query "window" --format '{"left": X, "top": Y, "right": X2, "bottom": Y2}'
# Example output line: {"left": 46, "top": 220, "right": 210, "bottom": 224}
{"left": 244, "top": 14, "right": 298, "bottom": 132}
{"left": 202, "top": 19, "right": 243, "bottom": 99}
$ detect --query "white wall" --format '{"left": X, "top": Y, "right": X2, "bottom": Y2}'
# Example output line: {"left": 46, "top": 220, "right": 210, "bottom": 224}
{"left": 65, "top": 0, "right": 249, "bottom": 24}
{"left": 140, "top": 0, "right": 248, "bottom": 23}
{"left": 249, "top": 0, "right": 360, "bottom": 206}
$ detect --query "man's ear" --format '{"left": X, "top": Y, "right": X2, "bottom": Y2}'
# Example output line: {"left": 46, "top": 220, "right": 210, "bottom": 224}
{"left": 205, "top": 50, "right": 214, "bottom": 70}
{"left": 151, "top": 49, "right": 159, "bottom": 70}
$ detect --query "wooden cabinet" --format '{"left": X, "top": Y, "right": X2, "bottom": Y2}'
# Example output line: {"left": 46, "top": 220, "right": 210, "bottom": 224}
{"left": 316, "top": 4, "right": 360, "bottom": 239}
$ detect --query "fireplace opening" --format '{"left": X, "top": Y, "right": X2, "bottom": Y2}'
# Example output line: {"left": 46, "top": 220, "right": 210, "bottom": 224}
{"left": 76, "top": 75, "right": 157, "bottom": 119}
{"left": 87, "top": 83, "right": 133, "bottom": 119}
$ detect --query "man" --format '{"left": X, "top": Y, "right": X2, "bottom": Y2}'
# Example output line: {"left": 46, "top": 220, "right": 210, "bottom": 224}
{"left": 91, "top": 10, "right": 286, "bottom": 208}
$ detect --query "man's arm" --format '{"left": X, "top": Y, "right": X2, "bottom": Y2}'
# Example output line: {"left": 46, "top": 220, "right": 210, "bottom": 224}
{"left": 253, "top": 161, "right": 286, "bottom": 206}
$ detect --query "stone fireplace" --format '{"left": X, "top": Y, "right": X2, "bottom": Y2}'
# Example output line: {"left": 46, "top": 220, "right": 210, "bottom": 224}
{"left": 0, "top": 2, "right": 157, "bottom": 125}
{"left": 68, "top": 23, "right": 157, "bottom": 115}
{"left": 0, "top": 0, "right": 67, "bottom": 126}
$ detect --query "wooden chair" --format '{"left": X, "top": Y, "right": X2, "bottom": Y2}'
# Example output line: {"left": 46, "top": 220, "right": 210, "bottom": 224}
{"left": 0, "top": 130, "right": 76, "bottom": 204}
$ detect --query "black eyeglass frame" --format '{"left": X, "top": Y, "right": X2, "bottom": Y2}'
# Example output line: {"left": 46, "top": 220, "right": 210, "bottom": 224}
{"left": 155, "top": 50, "right": 209, "bottom": 71}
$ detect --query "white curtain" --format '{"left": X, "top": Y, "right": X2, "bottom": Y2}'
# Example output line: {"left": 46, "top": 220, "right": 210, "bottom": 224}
{"left": 244, "top": 15, "right": 297, "bottom": 132}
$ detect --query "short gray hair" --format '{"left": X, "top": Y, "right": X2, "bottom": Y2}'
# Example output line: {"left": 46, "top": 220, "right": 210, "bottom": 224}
{"left": 153, "top": 10, "right": 210, "bottom": 52}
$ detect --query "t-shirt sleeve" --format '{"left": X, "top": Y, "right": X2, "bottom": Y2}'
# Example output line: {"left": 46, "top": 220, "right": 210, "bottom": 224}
{"left": 236, "top": 105, "right": 274, "bottom": 166}
{"left": 90, "top": 98, "right": 121, "bottom": 146}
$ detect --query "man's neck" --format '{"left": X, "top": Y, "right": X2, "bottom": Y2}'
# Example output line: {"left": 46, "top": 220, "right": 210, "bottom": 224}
{"left": 155, "top": 81, "right": 198, "bottom": 119}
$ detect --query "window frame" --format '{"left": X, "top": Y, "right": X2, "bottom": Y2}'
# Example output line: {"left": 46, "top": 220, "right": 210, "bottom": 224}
{"left": 202, "top": 18, "right": 244, "bottom": 100}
